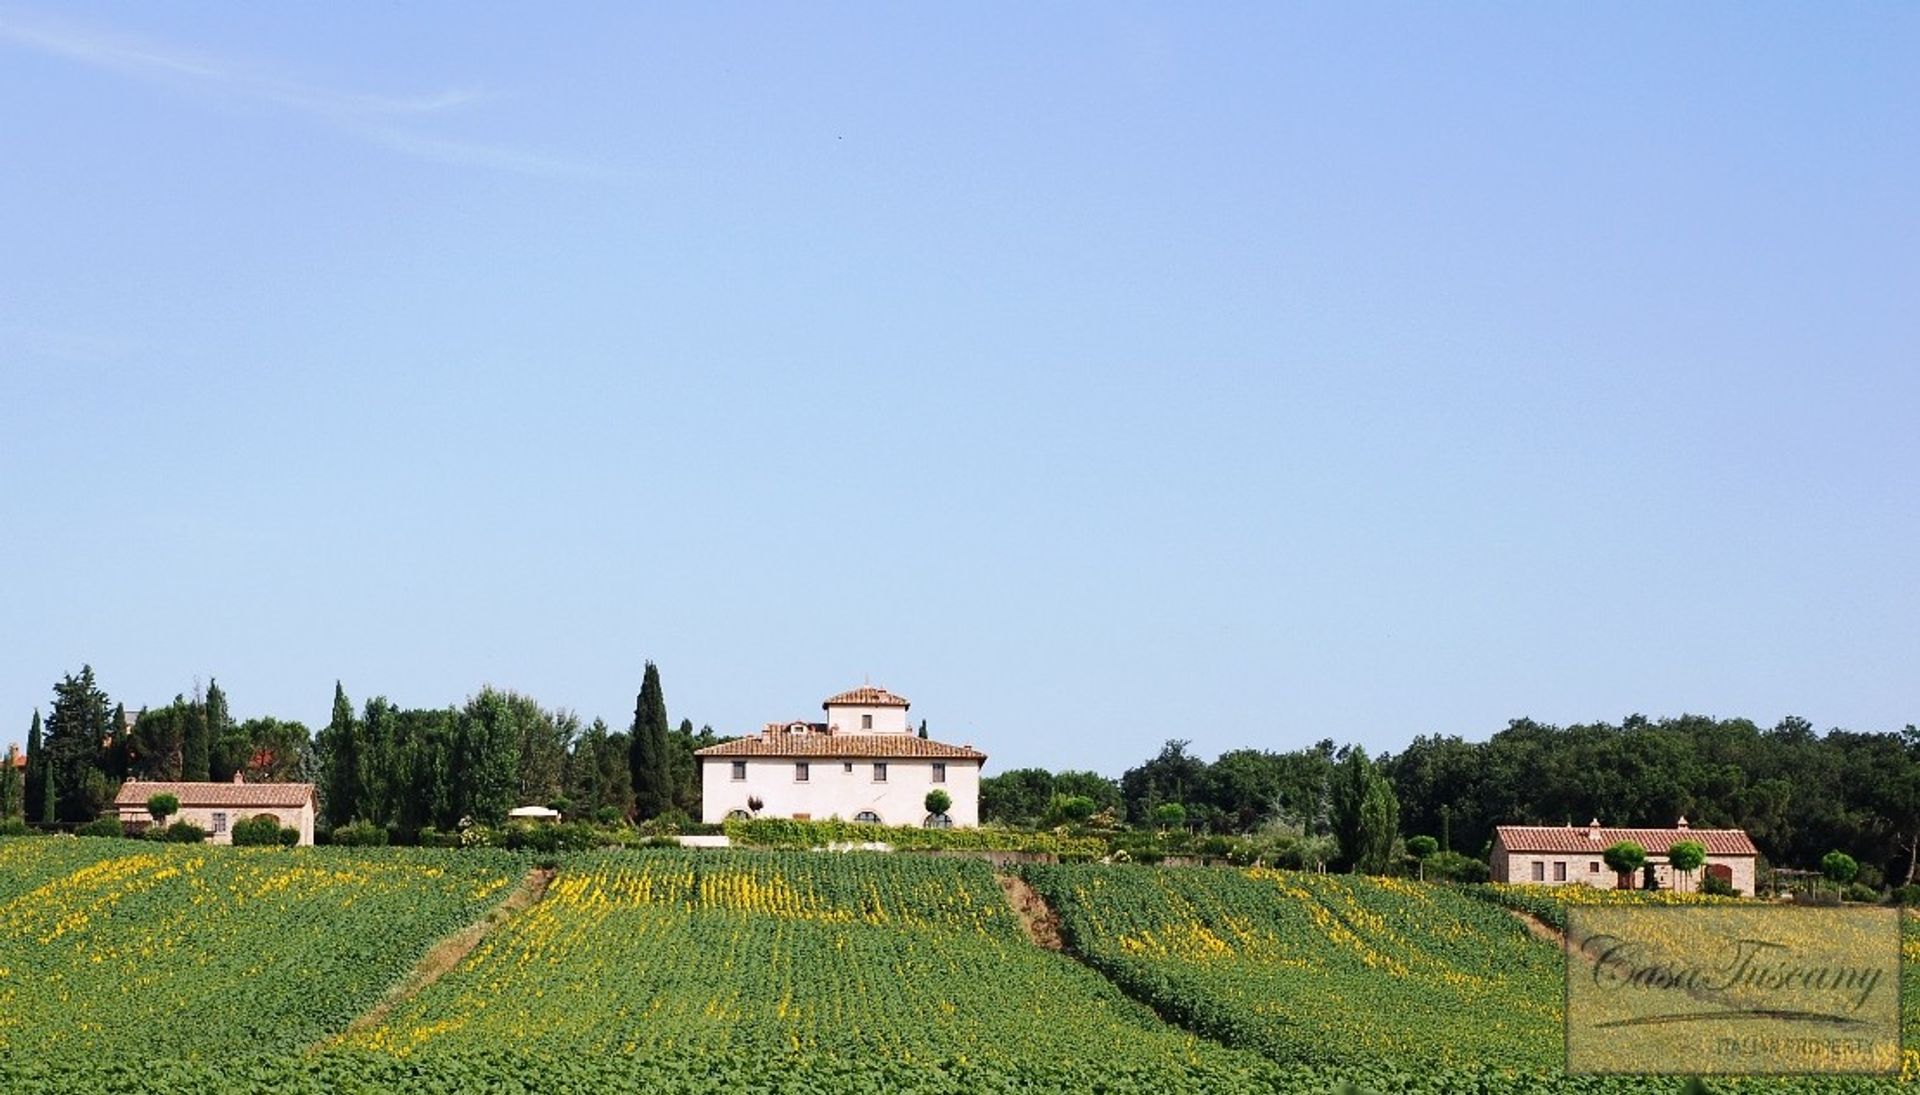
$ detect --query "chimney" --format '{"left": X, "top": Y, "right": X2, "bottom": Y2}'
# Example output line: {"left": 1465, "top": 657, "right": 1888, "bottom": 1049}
{"left": 232, "top": 771, "right": 245, "bottom": 784}
{"left": 1675, "top": 815, "right": 1689, "bottom": 830}
{"left": 1586, "top": 818, "right": 1601, "bottom": 841}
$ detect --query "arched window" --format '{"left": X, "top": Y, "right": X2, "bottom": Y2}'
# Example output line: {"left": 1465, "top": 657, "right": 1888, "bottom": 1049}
{"left": 726, "top": 809, "right": 752, "bottom": 821}
{"left": 853, "top": 811, "right": 881, "bottom": 824}
{"left": 923, "top": 813, "right": 953, "bottom": 829}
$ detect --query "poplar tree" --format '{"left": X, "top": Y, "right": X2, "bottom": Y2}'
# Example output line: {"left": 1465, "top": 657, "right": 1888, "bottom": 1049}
{"left": 629, "top": 662, "right": 674, "bottom": 819}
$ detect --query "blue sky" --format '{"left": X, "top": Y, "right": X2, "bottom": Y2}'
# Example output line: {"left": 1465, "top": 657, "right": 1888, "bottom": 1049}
{"left": 2, "top": 4, "right": 1914, "bottom": 775}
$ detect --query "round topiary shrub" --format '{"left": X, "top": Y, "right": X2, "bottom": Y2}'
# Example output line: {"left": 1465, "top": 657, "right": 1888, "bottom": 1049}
{"left": 330, "top": 821, "right": 390, "bottom": 847}
{"left": 165, "top": 821, "right": 209, "bottom": 843}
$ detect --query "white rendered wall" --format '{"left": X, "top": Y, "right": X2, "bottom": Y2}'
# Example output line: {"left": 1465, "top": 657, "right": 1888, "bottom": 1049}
{"left": 702, "top": 756, "right": 980, "bottom": 827}
{"left": 822, "top": 703, "right": 910, "bottom": 735}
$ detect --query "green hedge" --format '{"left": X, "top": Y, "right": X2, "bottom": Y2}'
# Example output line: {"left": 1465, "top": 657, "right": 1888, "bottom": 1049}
{"left": 723, "top": 817, "right": 1106, "bottom": 857}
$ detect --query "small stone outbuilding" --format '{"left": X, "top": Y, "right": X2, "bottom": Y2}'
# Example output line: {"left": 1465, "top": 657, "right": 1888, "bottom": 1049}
{"left": 1491, "top": 818, "right": 1757, "bottom": 894}
{"left": 114, "top": 774, "right": 317, "bottom": 846}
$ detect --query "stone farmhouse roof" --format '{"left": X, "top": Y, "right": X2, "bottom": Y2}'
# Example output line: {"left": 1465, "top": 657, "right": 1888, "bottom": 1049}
{"left": 1495, "top": 822, "right": 1757, "bottom": 857}
{"left": 822, "top": 686, "right": 910, "bottom": 709}
{"left": 114, "top": 780, "right": 316, "bottom": 810}
{"left": 697, "top": 735, "right": 984, "bottom": 761}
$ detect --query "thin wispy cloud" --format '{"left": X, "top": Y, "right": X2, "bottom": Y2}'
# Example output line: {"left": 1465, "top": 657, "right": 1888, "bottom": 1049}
{"left": 0, "top": 9, "right": 603, "bottom": 178}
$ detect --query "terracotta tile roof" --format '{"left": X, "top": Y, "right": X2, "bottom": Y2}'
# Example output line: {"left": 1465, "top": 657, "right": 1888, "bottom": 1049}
{"left": 821, "top": 686, "right": 910, "bottom": 709}
{"left": 113, "top": 781, "right": 316, "bottom": 810}
{"left": 1495, "top": 824, "right": 1757, "bottom": 857}
{"left": 697, "top": 734, "right": 984, "bottom": 761}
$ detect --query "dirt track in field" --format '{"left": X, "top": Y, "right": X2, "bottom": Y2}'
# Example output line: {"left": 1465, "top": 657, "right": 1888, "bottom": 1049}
{"left": 337, "top": 865, "right": 556, "bottom": 1038}
{"left": 998, "top": 872, "right": 1065, "bottom": 951}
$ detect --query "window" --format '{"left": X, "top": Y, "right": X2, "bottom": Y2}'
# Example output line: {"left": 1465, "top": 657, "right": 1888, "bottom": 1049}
{"left": 1590, "top": 861, "right": 1600, "bottom": 873}
{"left": 872, "top": 762, "right": 888, "bottom": 782}
{"left": 726, "top": 809, "right": 752, "bottom": 821}
{"left": 1552, "top": 861, "right": 1567, "bottom": 882}
{"left": 731, "top": 761, "right": 747, "bottom": 781}
{"left": 861, "top": 714, "right": 873, "bottom": 730}
{"left": 794, "top": 762, "right": 810, "bottom": 782}
{"left": 1531, "top": 861, "right": 1545, "bottom": 882}
{"left": 854, "top": 811, "right": 881, "bottom": 824}
{"left": 211, "top": 812, "right": 228, "bottom": 836}
{"left": 924, "top": 813, "right": 953, "bottom": 829}
{"left": 932, "top": 762, "right": 946, "bottom": 783}
{"left": 843, "top": 762, "right": 853, "bottom": 773}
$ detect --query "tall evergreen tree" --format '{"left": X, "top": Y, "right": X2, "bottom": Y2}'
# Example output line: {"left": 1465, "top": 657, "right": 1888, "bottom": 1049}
{"left": 181, "top": 681, "right": 211, "bottom": 783}
{"left": 629, "top": 662, "right": 674, "bottom": 819}
{"left": 599, "top": 727, "right": 637, "bottom": 820}
{"left": 1, "top": 726, "right": 24, "bottom": 822}
{"left": 24, "top": 710, "right": 49, "bottom": 825}
{"left": 1328, "top": 747, "right": 1376, "bottom": 870}
{"left": 317, "top": 682, "right": 362, "bottom": 829}
{"left": 44, "top": 666, "right": 115, "bottom": 822}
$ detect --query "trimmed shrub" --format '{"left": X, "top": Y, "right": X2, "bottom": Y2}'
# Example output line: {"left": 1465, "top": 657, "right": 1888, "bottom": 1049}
{"left": 231, "top": 815, "right": 287, "bottom": 846}
{"left": 331, "top": 821, "right": 390, "bottom": 847}
{"left": 1424, "top": 850, "right": 1490, "bottom": 884}
{"left": 165, "top": 821, "right": 209, "bottom": 843}
{"left": 1701, "top": 872, "right": 1739, "bottom": 897}
{"left": 278, "top": 826, "right": 299, "bottom": 847}
{"left": 77, "top": 816, "right": 126, "bottom": 838}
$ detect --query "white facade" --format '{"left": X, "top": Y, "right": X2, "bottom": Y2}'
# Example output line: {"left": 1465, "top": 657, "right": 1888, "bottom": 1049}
{"left": 823, "top": 700, "right": 910, "bottom": 736}
{"left": 696, "top": 686, "right": 984, "bottom": 828}
{"left": 701, "top": 754, "right": 981, "bottom": 828}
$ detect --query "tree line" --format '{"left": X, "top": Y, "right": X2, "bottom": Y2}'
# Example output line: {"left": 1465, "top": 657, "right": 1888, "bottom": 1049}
{"left": 5, "top": 662, "right": 718, "bottom": 837}
{"left": 985, "top": 713, "right": 1920, "bottom": 882}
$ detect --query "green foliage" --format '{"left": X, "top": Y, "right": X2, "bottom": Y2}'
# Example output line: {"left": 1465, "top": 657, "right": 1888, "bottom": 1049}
{"left": 1701, "top": 871, "right": 1738, "bottom": 897}
{"left": 331, "top": 821, "right": 390, "bottom": 847}
{"left": 76, "top": 816, "right": 125, "bottom": 838}
{"left": 180, "top": 684, "right": 211, "bottom": 783}
{"left": 1406, "top": 835, "right": 1439, "bottom": 859}
{"left": 168, "top": 821, "right": 209, "bottom": 843}
{"left": 0, "top": 817, "right": 31, "bottom": 836}
{"left": 147, "top": 792, "right": 180, "bottom": 823}
{"left": 724, "top": 817, "right": 1106, "bottom": 857}
{"left": 1843, "top": 881, "right": 1880, "bottom": 904}
{"left": 1152, "top": 801, "right": 1187, "bottom": 830}
{"left": 1821, "top": 849, "right": 1859, "bottom": 886}
{"left": 25, "top": 709, "right": 51, "bottom": 826}
{"left": 1667, "top": 839, "right": 1705, "bottom": 874}
{"left": 0, "top": 742, "right": 21, "bottom": 823}
{"left": 44, "top": 665, "right": 115, "bottom": 823}
{"left": 1422, "top": 850, "right": 1490, "bottom": 883}
{"left": 1601, "top": 841, "right": 1646, "bottom": 880}
{"left": 628, "top": 662, "right": 674, "bottom": 819}
{"left": 318, "top": 682, "right": 361, "bottom": 830}
{"left": 924, "top": 788, "right": 953, "bottom": 816}
{"left": 230, "top": 814, "right": 289, "bottom": 846}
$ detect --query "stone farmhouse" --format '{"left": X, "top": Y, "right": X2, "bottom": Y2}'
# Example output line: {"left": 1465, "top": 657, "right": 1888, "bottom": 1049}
{"left": 113, "top": 773, "right": 317, "bottom": 846}
{"left": 696, "top": 686, "right": 984, "bottom": 828}
{"left": 1491, "top": 818, "right": 1757, "bottom": 894}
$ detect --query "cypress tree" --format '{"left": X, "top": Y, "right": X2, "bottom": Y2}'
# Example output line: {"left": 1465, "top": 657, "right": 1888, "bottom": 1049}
{"left": 918, "top": 719, "right": 928, "bottom": 740}
{"left": 24, "top": 710, "right": 49, "bottom": 825}
{"left": 319, "top": 682, "right": 361, "bottom": 829}
{"left": 181, "top": 682, "right": 210, "bottom": 783}
{"left": 629, "top": 662, "right": 674, "bottom": 819}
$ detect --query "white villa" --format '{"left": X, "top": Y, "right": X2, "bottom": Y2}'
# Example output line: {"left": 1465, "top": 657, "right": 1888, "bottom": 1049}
{"left": 1491, "top": 818, "right": 1757, "bottom": 894}
{"left": 696, "top": 686, "right": 985, "bottom": 828}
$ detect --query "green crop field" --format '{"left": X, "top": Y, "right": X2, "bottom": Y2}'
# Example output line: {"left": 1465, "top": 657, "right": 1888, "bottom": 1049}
{"left": 1, "top": 837, "right": 1915, "bottom": 1093}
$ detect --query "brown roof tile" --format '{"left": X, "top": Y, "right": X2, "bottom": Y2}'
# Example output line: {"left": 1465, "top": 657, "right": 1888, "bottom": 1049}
{"left": 1495, "top": 825, "right": 1757, "bottom": 856}
{"left": 114, "top": 781, "right": 316, "bottom": 810}
{"left": 821, "top": 686, "right": 910, "bottom": 709}
{"left": 697, "top": 734, "right": 983, "bottom": 760}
